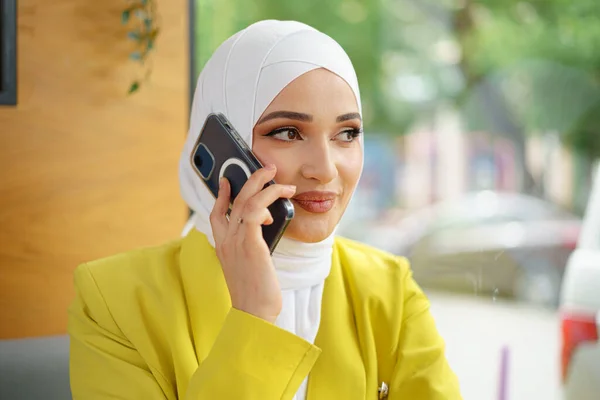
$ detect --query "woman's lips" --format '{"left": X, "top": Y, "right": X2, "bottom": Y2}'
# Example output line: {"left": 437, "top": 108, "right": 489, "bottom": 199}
{"left": 292, "top": 191, "right": 337, "bottom": 213}
{"left": 293, "top": 199, "right": 335, "bottom": 213}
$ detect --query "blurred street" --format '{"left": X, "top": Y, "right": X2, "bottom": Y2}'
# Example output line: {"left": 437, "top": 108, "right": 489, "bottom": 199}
{"left": 427, "top": 291, "right": 563, "bottom": 400}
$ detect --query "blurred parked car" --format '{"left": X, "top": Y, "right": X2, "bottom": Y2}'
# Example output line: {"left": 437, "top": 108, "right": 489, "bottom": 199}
{"left": 360, "top": 191, "right": 581, "bottom": 307}
{"left": 559, "top": 163, "right": 600, "bottom": 400}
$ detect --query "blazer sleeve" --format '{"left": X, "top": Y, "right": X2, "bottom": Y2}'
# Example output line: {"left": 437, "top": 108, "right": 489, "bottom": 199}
{"left": 388, "top": 262, "right": 463, "bottom": 400}
{"left": 68, "top": 264, "right": 321, "bottom": 400}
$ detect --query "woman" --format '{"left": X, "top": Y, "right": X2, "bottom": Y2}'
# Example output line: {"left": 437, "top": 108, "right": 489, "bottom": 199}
{"left": 68, "top": 20, "right": 462, "bottom": 399}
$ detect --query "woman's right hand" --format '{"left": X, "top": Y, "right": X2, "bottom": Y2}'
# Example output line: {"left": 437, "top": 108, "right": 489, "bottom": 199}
{"left": 209, "top": 164, "right": 296, "bottom": 324}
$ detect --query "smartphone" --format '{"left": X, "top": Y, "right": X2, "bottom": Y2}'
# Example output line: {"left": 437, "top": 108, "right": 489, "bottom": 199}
{"left": 190, "top": 113, "right": 295, "bottom": 254}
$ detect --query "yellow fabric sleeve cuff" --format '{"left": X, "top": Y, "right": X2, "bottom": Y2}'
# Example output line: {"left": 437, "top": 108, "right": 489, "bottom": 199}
{"left": 186, "top": 308, "right": 321, "bottom": 399}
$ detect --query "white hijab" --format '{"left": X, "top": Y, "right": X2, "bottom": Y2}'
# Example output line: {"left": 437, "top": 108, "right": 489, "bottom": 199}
{"left": 179, "top": 20, "right": 362, "bottom": 399}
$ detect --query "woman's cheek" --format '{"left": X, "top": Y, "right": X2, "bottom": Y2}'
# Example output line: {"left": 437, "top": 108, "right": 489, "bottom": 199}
{"left": 254, "top": 152, "right": 292, "bottom": 183}
{"left": 343, "top": 150, "right": 363, "bottom": 184}
{"left": 252, "top": 147, "right": 276, "bottom": 169}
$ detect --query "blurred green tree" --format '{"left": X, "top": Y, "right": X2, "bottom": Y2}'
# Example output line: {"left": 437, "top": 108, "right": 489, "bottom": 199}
{"left": 457, "top": 0, "right": 600, "bottom": 162}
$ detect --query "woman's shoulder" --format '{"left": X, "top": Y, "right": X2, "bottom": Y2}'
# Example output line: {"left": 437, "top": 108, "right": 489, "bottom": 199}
{"left": 72, "top": 237, "right": 187, "bottom": 315}
{"left": 334, "top": 235, "right": 410, "bottom": 274}
{"left": 80, "top": 238, "right": 185, "bottom": 282}
{"left": 333, "top": 236, "right": 412, "bottom": 296}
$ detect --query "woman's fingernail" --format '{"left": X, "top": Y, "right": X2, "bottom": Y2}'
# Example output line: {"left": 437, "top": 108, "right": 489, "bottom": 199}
{"left": 288, "top": 185, "right": 296, "bottom": 192}
{"left": 266, "top": 164, "right": 276, "bottom": 170}
{"left": 219, "top": 177, "right": 225, "bottom": 190}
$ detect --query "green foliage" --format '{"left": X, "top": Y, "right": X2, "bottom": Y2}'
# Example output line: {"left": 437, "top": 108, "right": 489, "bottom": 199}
{"left": 462, "top": 0, "right": 600, "bottom": 159}
{"left": 467, "top": 0, "right": 600, "bottom": 77}
{"left": 122, "top": 0, "right": 158, "bottom": 94}
{"left": 563, "top": 101, "right": 600, "bottom": 160}
{"left": 128, "top": 81, "right": 141, "bottom": 94}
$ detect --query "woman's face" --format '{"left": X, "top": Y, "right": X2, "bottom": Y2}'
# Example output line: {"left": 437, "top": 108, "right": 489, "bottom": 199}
{"left": 252, "top": 68, "right": 363, "bottom": 243}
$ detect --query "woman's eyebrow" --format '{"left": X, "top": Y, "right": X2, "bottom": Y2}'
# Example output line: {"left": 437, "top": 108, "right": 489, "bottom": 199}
{"left": 257, "top": 111, "right": 362, "bottom": 125}
{"left": 257, "top": 111, "right": 313, "bottom": 124}
{"left": 336, "top": 112, "right": 362, "bottom": 123}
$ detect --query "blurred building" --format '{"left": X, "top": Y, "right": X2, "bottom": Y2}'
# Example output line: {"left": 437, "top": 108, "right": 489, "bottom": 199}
{"left": 351, "top": 109, "right": 591, "bottom": 219}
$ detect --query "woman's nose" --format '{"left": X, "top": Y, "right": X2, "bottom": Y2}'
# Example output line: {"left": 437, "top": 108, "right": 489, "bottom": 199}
{"left": 300, "top": 140, "right": 339, "bottom": 184}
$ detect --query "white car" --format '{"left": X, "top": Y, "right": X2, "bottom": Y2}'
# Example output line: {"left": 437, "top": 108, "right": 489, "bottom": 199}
{"left": 559, "top": 162, "right": 600, "bottom": 400}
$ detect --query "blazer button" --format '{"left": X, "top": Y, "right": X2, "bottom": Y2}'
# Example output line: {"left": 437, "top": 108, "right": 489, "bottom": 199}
{"left": 378, "top": 382, "right": 389, "bottom": 399}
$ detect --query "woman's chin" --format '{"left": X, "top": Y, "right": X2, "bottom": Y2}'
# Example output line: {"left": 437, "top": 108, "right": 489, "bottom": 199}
{"left": 282, "top": 217, "right": 336, "bottom": 243}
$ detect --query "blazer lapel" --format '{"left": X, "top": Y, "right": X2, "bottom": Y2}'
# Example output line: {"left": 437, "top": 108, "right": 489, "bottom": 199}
{"left": 306, "top": 244, "right": 367, "bottom": 399}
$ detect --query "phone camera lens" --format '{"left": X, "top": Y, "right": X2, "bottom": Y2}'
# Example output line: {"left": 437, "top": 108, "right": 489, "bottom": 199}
{"left": 193, "top": 143, "right": 215, "bottom": 179}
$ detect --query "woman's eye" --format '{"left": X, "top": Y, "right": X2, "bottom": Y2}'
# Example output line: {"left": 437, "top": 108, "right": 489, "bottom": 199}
{"left": 337, "top": 128, "right": 362, "bottom": 142}
{"left": 267, "top": 127, "right": 302, "bottom": 141}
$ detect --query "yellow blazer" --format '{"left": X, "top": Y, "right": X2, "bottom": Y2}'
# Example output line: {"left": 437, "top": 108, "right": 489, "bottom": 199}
{"left": 68, "top": 229, "right": 461, "bottom": 399}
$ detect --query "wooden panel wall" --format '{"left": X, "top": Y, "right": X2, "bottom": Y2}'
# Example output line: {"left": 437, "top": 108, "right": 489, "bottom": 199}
{"left": 0, "top": 0, "right": 188, "bottom": 338}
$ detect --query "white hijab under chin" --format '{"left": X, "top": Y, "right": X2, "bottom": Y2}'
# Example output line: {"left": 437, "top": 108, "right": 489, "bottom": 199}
{"left": 179, "top": 20, "right": 362, "bottom": 395}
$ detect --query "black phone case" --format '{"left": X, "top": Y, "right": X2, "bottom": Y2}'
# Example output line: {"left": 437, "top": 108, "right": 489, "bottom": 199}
{"left": 191, "top": 113, "right": 295, "bottom": 254}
